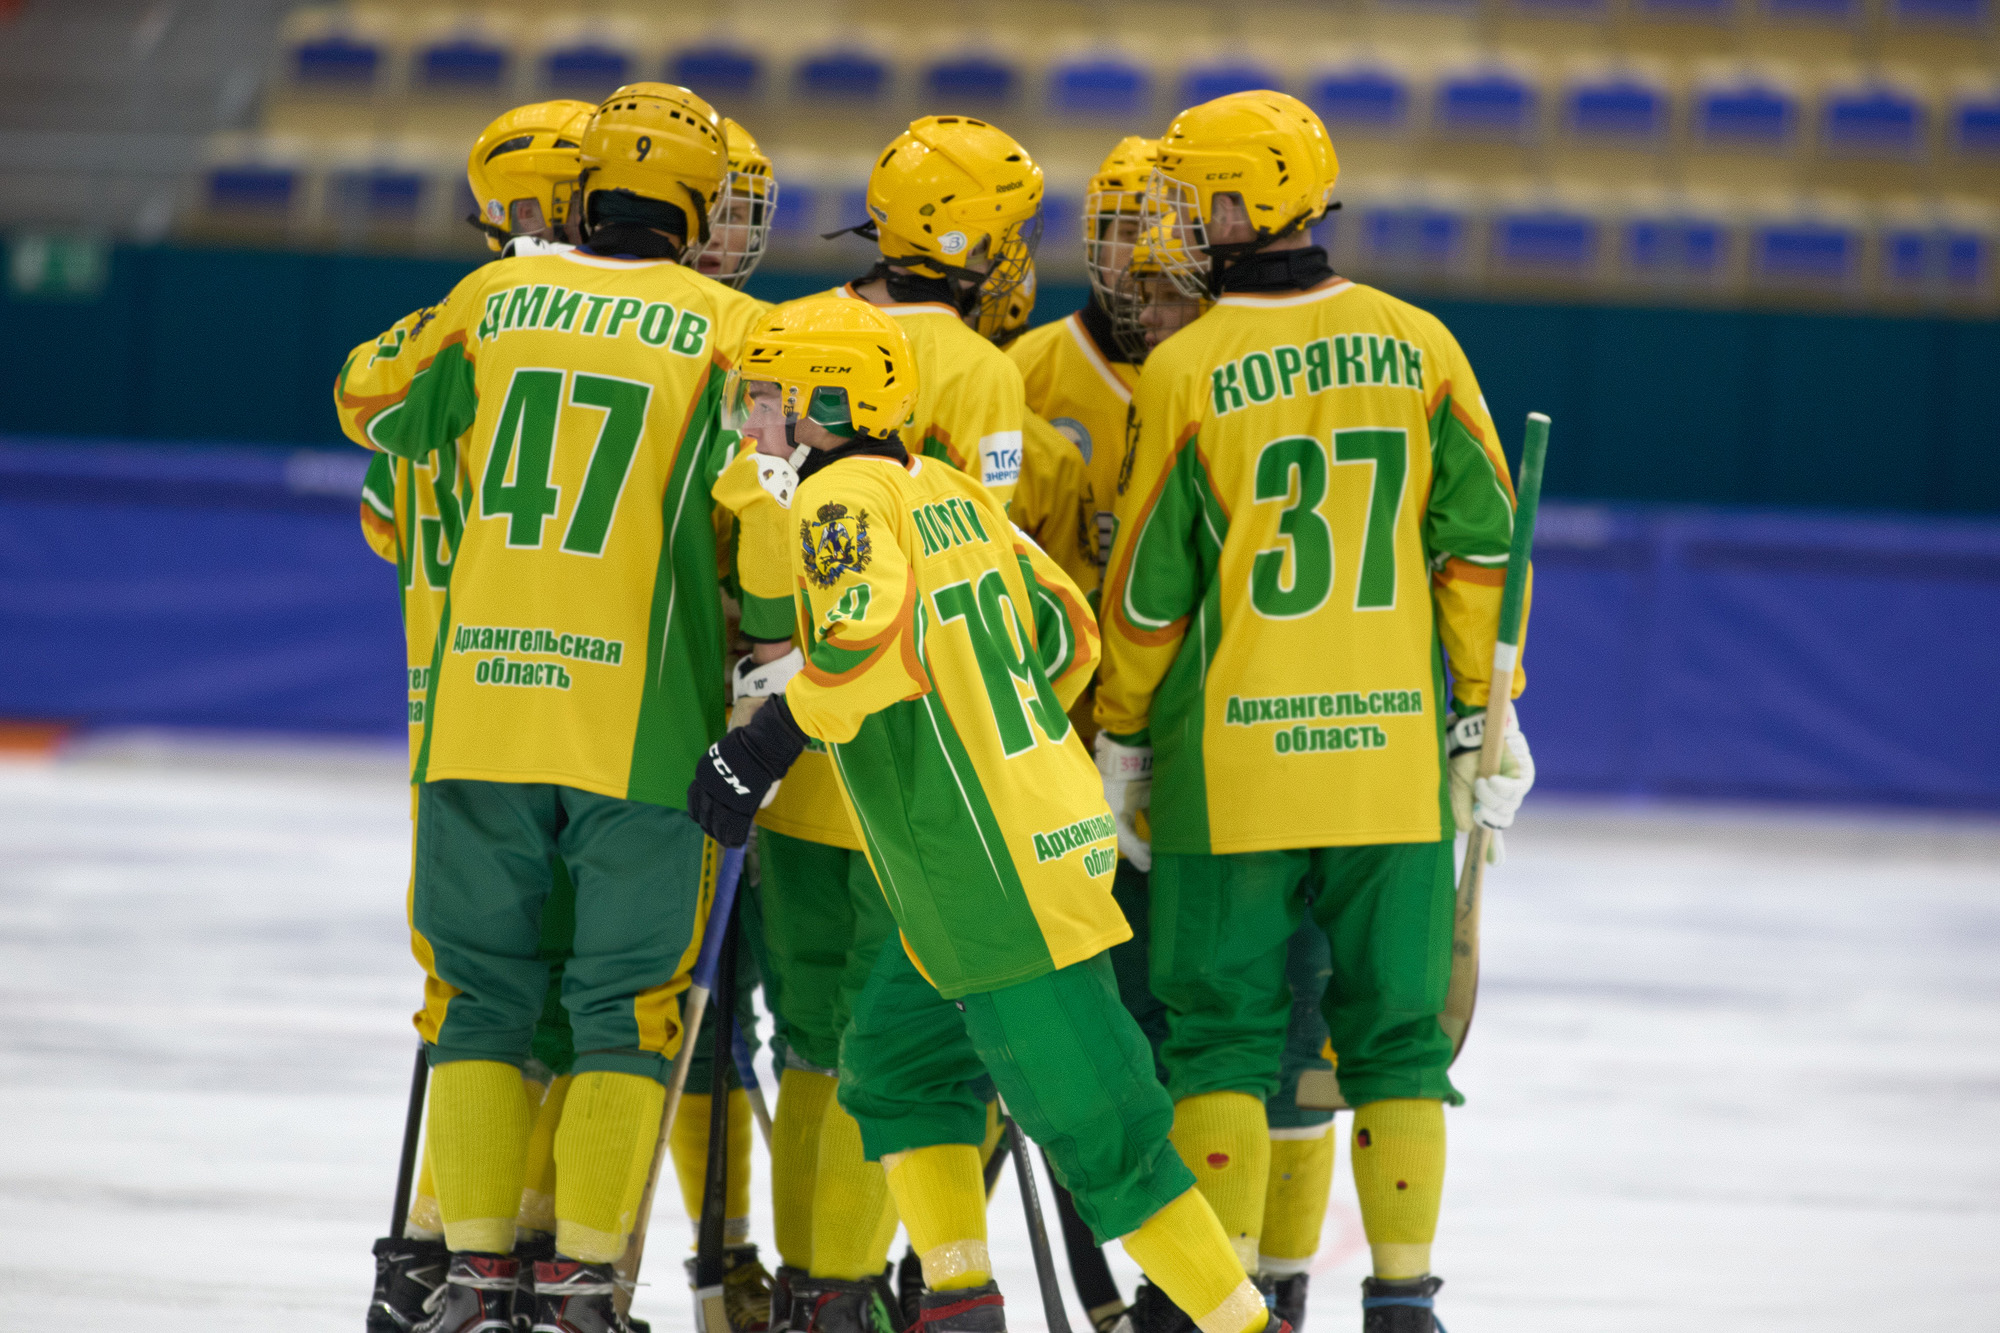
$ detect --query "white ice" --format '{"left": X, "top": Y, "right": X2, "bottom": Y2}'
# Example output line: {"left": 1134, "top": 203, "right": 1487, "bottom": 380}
{"left": 1, "top": 735, "right": 1995, "bottom": 1330}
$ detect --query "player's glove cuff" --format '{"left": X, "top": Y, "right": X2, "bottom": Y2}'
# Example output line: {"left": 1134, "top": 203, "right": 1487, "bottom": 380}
{"left": 733, "top": 646, "right": 804, "bottom": 702}
{"left": 687, "top": 694, "right": 811, "bottom": 848}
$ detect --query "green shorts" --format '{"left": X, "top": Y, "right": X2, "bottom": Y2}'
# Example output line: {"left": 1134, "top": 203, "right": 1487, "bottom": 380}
{"left": 413, "top": 779, "right": 708, "bottom": 1086}
{"left": 839, "top": 942, "right": 1196, "bottom": 1241}
{"left": 1150, "top": 841, "right": 1462, "bottom": 1110}
{"left": 756, "top": 828, "right": 897, "bottom": 1074}
{"left": 1106, "top": 862, "right": 1334, "bottom": 1130}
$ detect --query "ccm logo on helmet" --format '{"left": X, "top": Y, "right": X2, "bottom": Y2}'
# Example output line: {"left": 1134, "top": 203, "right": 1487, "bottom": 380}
{"left": 809, "top": 364, "right": 852, "bottom": 373}
{"left": 1205, "top": 171, "right": 1245, "bottom": 181}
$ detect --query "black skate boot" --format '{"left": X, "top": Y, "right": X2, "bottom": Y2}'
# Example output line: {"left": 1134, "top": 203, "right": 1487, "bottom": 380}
{"left": 1123, "top": 1283, "right": 1194, "bottom": 1333}
{"left": 514, "top": 1236, "right": 556, "bottom": 1333}
{"left": 1360, "top": 1276, "right": 1444, "bottom": 1333}
{"left": 895, "top": 1248, "right": 925, "bottom": 1330}
{"left": 1268, "top": 1274, "right": 1308, "bottom": 1333}
{"left": 772, "top": 1265, "right": 805, "bottom": 1331}
{"left": 531, "top": 1258, "right": 637, "bottom": 1333}
{"left": 414, "top": 1254, "right": 522, "bottom": 1333}
{"left": 685, "top": 1242, "right": 776, "bottom": 1333}
{"left": 786, "top": 1273, "right": 899, "bottom": 1333}
{"left": 370, "top": 1235, "right": 451, "bottom": 1333}
{"left": 910, "top": 1281, "right": 1004, "bottom": 1333}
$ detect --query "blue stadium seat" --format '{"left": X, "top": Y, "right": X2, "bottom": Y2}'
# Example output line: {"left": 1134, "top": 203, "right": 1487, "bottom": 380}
{"left": 1434, "top": 66, "right": 1538, "bottom": 138}
{"left": 1821, "top": 84, "right": 1926, "bottom": 156}
{"left": 1048, "top": 54, "right": 1152, "bottom": 119}
{"left": 771, "top": 182, "right": 818, "bottom": 238}
{"left": 1951, "top": 92, "right": 2000, "bottom": 157}
{"left": 206, "top": 164, "right": 297, "bottom": 214}
{"left": 1306, "top": 65, "right": 1411, "bottom": 131}
{"left": 543, "top": 41, "right": 633, "bottom": 96}
{"left": 329, "top": 167, "right": 427, "bottom": 221}
{"left": 1623, "top": 214, "right": 1730, "bottom": 277}
{"left": 796, "top": 48, "right": 890, "bottom": 103}
{"left": 836, "top": 187, "right": 870, "bottom": 232}
{"left": 1565, "top": 73, "right": 1669, "bottom": 142}
{"left": 1752, "top": 217, "right": 1859, "bottom": 284}
{"left": 1179, "top": 60, "right": 1283, "bottom": 107}
{"left": 924, "top": 54, "right": 1019, "bottom": 103}
{"left": 1491, "top": 207, "right": 1600, "bottom": 272}
{"left": 1762, "top": 0, "right": 1859, "bottom": 19}
{"left": 1695, "top": 78, "right": 1799, "bottom": 149}
{"left": 291, "top": 33, "right": 381, "bottom": 87}
{"left": 1039, "top": 192, "right": 1080, "bottom": 252}
{"left": 668, "top": 44, "right": 762, "bottom": 101}
{"left": 417, "top": 36, "right": 510, "bottom": 91}
{"left": 1361, "top": 202, "right": 1469, "bottom": 268}
{"left": 1883, "top": 224, "right": 1992, "bottom": 292}
{"left": 1634, "top": 0, "right": 1736, "bottom": 20}
{"left": 1892, "top": 0, "right": 1989, "bottom": 23}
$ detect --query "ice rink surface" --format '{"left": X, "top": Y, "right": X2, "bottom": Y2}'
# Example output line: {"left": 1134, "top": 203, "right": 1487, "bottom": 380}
{"left": 1, "top": 735, "right": 1995, "bottom": 1330}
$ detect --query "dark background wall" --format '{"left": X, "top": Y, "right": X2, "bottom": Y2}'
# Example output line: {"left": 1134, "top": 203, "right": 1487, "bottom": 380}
{"left": 3, "top": 243, "right": 1996, "bottom": 515}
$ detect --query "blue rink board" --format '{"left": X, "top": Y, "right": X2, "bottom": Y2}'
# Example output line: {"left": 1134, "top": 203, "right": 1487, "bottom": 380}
{"left": 0, "top": 436, "right": 1993, "bottom": 809}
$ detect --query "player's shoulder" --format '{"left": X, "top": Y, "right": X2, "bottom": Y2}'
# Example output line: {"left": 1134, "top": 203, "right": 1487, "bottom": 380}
{"left": 927, "top": 316, "right": 1024, "bottom": 389}
{"left": 1324, "top": 279, "right": 1461, "bottom": 349}
{"left": 1006, "top": 315, "right": 1071, "bottom": 373}
{"left": 796, "top": 452, "right": 911, "bottom": 514}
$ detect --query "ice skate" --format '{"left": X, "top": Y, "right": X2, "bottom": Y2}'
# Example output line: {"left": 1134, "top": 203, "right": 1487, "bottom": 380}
{"left": 530, "top": 1258, "right": 639, "bottom": 1333}
{"left": 413, "top": 1254, "right": 522, "bottom": 1333}
{"left": 1268, "top": 1274, "right": 1308, "bottom": 1333}
{"left": 685, "top": 1242, "right": 776, "bottom": 1333}
{"left": 784, "top": 1273, "right": 900, "bottom": 1333}
{"left": 1360, "top": 1276, "right": 1444, "bottom": 1333}
{"left": 772, "top": 1264, "right": 806, "bottom": 1330}
{"left": 895, "top": 1247, "right": 925, "bottom": 1330}
{"left": 369, "top": 1235, "right": 451, "bottom": 1333}
{"left": 1123, "top": 1283, "right": 1194, "bottom": 1333}
{"left": 909, "top": 1280, "right": 1004, "bottom": 1333}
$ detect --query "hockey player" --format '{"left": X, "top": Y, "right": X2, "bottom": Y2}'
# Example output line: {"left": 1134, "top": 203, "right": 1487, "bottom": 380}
{"left": 333, "top": 81, "right": 779, "bottom": 1333}
{"left": 723, "top": 117, "right": 1046, "bottom": 1329}
{"left": 1096, "top": 94, "right": 1537, "bottom": 1333}
{"left": 684, "top": 296, "right": 1291, "bottom": 1333}
{"left": 690, "top": 117, "right": 778, "bottom": 290}
{"left": 465, "top": 99, "right": 595, "bottom": 254}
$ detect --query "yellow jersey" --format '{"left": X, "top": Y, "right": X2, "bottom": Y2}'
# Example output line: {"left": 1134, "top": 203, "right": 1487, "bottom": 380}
{"left": 1009, "top": 411, "right": 1096, "bottom": 595}
{"left": 1098, "top": 279, "right": 1529, "bottom": 854}
{"left": 781, "top": 451, "right": 1124, "bottom": 996}
{"left": 1009, "top": 306, "right": 1138, "bottom": 578}
{"left": 828, "top": 286, "right": 1026, "bottom": 505}
{"left": 333, "top": 250, "right": 773, "bottom": 806}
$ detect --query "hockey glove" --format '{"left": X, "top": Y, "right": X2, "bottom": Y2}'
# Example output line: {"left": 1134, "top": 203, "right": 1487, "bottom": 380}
{"left": 688, "top": 693, "right": 810, "bottom": 848}
{"left": 1093, "top": 733, "right": 1154, "bottom": 873}
{"left": 729, "top": 645, "right": 805, "bottom": 730}
{"left": 1447, "top": 703, "right": 1536, "bottom": 865}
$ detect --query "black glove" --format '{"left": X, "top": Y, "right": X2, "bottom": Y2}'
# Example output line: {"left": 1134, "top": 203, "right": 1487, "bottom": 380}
{"left": 686, "top": 693, "right": 810, "bottom": 847}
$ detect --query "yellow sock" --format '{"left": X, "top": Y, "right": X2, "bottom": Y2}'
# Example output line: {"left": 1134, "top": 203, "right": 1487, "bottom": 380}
{"left": 884, "top": 1144, "right": 989, "bottom": 1290}
{"left": 517, "top": 1074, "right": 572, "bottom": 1238}
{"left": 1171, "top": 1092, "right": 1269, "bottom": 1271}
{"left": 810, "top": 1099, "right": 899, "bottom": 1280}
{"left": 1350, "top": 1099, "right": 1445, "bottom": 1280}
{"left": 979, "top": 1100, "right": 1006, "bottom": 1197}
{"left": 772, "top": 1069, "right": 836, "bottom": 1270}
{"left": 1259, "top": 1123, "right": 1334, "bottom": 1275}
{"left": 670, "top": 1089, "right": 756, "bottom": 1246}
{"left": 429, "top": 1060, "right": 534, "bottom": 1255}
{"left": 552, "top": 1070, "right": 666, "bottom": 1264}
{"left": 1121, "top": 1187, "right": 1266, "bottom": 1333}
{"left": 408, "top": 1141, "right": 444, "bottom": 1240}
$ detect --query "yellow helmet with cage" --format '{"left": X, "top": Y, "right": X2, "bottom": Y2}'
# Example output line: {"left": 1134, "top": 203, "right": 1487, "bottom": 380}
{"left": 1108, "top": 220, "right": 1211, "bottom": 361}
{"left": 466, "top": 99, "right": 594, "bottom": 251}
{"left": 852, "top": 115, "right": 1043, "bottom": 314}
{"left": 727, "top": 298, "right": 919, "bottom": 506}
{"left": 690, "top": 117, "right": 779, "bottom": 289}
{"left": 1146, "top": 93, "right": 1337, "bottom": 297}
{"left": 973, "top": 233, "right": 1036, "bottom": 346}
{"left": 1083, "top": 136, "right": 1159, "bottom": 307}
{"left": 578, "top": 82, "right": 727, "bottom": 247}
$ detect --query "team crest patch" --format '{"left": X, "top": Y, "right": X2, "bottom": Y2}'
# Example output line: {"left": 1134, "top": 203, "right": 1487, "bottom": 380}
{"left": 801, "top": 502, "right": 872, "bottom": 589}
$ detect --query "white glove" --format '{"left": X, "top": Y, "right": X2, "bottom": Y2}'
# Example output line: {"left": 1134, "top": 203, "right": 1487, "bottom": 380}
{"left": 1093, "top": 733, "right": 1153, "bottom": 873}
{"left": 1448, "top": 704, "right": 1536, "bottom": 865}
{"left": 730, "top": 647, "right": 804, "bottom": 806}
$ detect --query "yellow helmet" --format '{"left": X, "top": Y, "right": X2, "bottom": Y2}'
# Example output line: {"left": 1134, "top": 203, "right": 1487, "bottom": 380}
{"left": 466, "top": 99, "right": 594, "bottom": 251}
{"left": 578, "top": 82, "right": 727, "bottom": 247}
{"left": 1083, "top": 135, "right": 1159, "bottom": 311}
{"left": 1218, "top": 89, "right": 1340, "bottom": 209}
{"left": 727, "top": 298, "right": 920, "bottom": 506}
{"left": 690, "top": 117, "right": 778, "bottom": 289}
{"left": 974, "top": 235, "right": 1036, "bottom": 346}
{"left": 854, "top": 115, "right": 1043, "bottom": 312}
{"left": 1146, "top": 93, "right": 1337, "bottom": 297}
{"left": 1108, "top": 221, "right": 1211, "bottom": 361}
